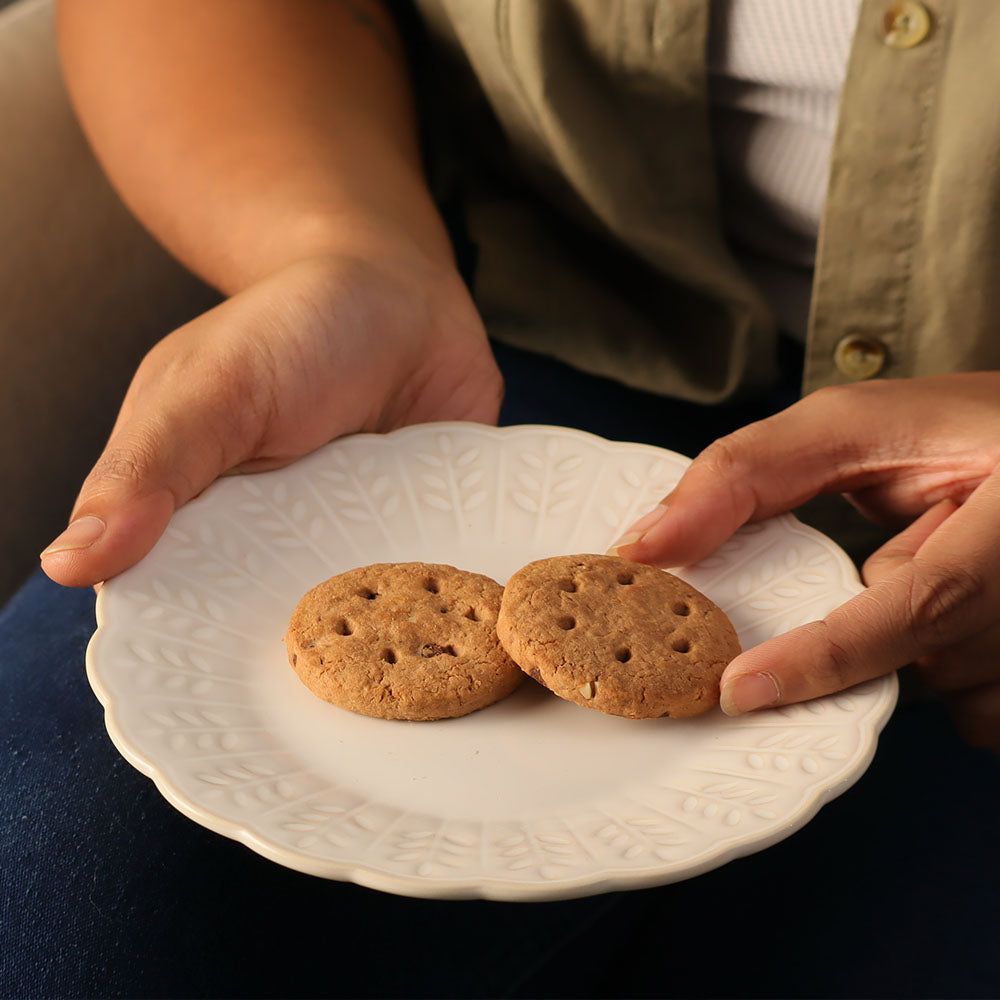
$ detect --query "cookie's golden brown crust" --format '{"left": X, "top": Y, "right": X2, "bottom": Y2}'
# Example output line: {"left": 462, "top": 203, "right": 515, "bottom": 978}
{"left": 497, "top": 554, "right": 741, "bottom": 719}
{"left": 286, "top": 563, "right": 522, "bottom": 720}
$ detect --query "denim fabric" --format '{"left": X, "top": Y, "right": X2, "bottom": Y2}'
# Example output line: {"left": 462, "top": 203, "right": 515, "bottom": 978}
{"left": 2, "top": 343, "right": 998, "bottom": 999}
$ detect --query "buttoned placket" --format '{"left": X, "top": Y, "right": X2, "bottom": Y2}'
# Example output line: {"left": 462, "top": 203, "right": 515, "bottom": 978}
{"left": 803, "top": 0, "right": 945, "bottom": 392}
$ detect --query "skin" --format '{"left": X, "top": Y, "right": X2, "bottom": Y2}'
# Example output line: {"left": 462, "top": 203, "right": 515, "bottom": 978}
{"left": 616, "top": 374, "right": 1000, "bottom": 752}
{"left": 44, "top": 0, "right": 502, "bottom": 586}
{"left": 46, "top": 2, "right": 997, "bottom": 750}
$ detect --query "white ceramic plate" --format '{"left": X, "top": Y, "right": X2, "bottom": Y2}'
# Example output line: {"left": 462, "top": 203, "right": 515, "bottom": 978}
{"left": 87, "top": 423, "right": 896, "bottom": 901}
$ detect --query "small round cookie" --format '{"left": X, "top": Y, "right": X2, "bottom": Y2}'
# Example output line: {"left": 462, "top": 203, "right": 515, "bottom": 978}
{"left": 497, "top": 554, "right": 741, "bottom": 719}
{"left": 285, "top": 562, "right": 522, "bottom": 721}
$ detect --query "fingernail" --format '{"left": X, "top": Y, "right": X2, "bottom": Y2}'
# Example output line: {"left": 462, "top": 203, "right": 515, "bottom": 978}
{"left": 720, "top": 672, "right": 780, "bottom": 716}
{"left": 40, "top": 515, "right": 106, "bottom": 558}
{"left": 607, "top": 503, "right": 668, "bottom": 555}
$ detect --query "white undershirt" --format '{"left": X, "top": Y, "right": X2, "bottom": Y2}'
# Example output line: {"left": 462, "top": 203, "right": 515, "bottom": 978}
{"left": 708, "top": 0, "right": 861, "bottom": 338}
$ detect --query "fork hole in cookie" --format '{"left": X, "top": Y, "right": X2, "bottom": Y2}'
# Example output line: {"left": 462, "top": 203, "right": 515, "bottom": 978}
{"left": 333, "top": 619, "right": 353, "bottom": 636}
{"left": 419, "top": 642, "right": 457, "bottom": 658}
{"left": 557, "top": 616, "right": 576, "bottom": 630}
{"left": 673, "top": 601, "right": 690, "bottom": 617}
{"left": 617, "top": 572, "right": 634, "bottom": 585}
{"left": 464, "top": 607, "right": 480, "bottom": 622}
{"left": 557, "top": 579, "right": 577, "bottom": 593}
{"left": 423, "top": 578, "right": 440, "bottom": 594}
{"left": 615, "top": 646, "right": 631, "bottom": 663}
{"left": 382, "top": 649, "right": 397, "bottom": 664}
{"left": 357, "top": 588, "right": 378, "bottom": 600}
{"left": 671, "top": 637, "right": 691, "bottom": 653}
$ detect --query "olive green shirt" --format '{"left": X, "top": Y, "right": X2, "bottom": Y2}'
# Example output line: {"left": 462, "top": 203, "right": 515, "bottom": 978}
{"left": 413, "top": 0, "right": 1000, "bottom": 401}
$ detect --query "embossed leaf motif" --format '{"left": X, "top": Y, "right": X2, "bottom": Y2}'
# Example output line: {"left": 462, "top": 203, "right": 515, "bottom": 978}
{"left": 164, "top": 727, "right": 242, "bottom": 754}
{"left": 134, "top": 659, "right": 216, "bottom": 698}
{"left": 317, "top": 453, "right": 403, "bottom": 530}
{"left": 389, "top": 825, "right": 482, "bottom": 877}
{"left": 234, "top": 480, "right": 309, "bottom": 550}
{"left": 272, "top": 790, "right": 373, "bottom": 846}
{"left": 414, "top": 435, "right": 487, "bottom": 516}
{"left": 147, "top": 707, "right": 232, "bottom": 730}
{"left": 126, "top": 578, "right": 232, "bottom": 644}
{"left": 594, "top": 815, "right": 688, "bottom": 863}
{"left": 599, "top": 457, "right": 683, "bottom": 530}
{"left": 170, "top": 524, "right": 263, "bottom": 590}
{"left": 312, "top": 807, "right": 389, "bottom": 849}
{"left": 681, "top": 782, "right": 776, "bottom": 827}
{"left": 278, "top": 801, "right": 350, "bottom": 848}
{"left": 719, "top": 540, "right": 838, "bottom": 637}
{"left": 188, "top": 758, "right": 329, "bottom": 815}
{"left": 691, "top": 531, "right": 750, "bottom": 572}
{"left": 493, "top": 827, "right": 590, "bottom": 879}
{"left": 511, "top": 438, "right": 583, "bottom": 520}
{"left": 749, "top": 729, "right": 849, "bottom": 775}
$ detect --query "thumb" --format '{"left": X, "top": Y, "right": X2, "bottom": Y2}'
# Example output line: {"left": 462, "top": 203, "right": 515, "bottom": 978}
{"left": 717, "top": 478, "right": 1000, "bottom": 715}
{"left": 39, "top": 286, "right": 286, "bottom": 588}
{"left": 40, "top": 412, "right": 231, "bottom": 588}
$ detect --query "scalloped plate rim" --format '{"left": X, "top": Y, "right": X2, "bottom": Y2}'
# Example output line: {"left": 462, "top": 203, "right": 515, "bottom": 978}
{"left": 86, "top": 421, "right": 898, "bottom": 901}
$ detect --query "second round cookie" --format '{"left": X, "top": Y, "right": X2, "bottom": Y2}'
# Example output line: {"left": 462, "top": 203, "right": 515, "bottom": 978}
{"left": 497, "top": 554, "right": 741, "bottom": 719}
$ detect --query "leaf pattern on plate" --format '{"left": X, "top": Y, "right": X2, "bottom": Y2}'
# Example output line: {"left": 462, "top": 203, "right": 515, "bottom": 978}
{"left": 591, "top": 812, "right": 689, "bottom": 863}
{"left": 388, "top": 822, "right": 483, "bottom": 877}
{"left": 678, "top": 780, "right": 785, "bottom": 828}
{"left": 598, "top": 456, "right": 685, "bottom": 534}
{"left": 408, "top": 433, "right": 489, "bottom": 528}
{"left": 489, "top": 824, "right": 591, "bottom": 879}
{"left": 317, "top": 451, "right": 404, "bottom": 530}
{"left": 744, "top": 730, "right": 849, "bottom": 775}
{"left": 510, "top": 438, "right": 585, "bottom": 531}
{"left": 234, "top": 478, "right": 335, "bottom": 557}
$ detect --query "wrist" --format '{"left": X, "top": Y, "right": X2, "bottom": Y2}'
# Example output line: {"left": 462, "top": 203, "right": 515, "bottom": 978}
{"left": 212, "top": 190, "right": 458, "bottom": 296}
{"left": 286, "top": 205, "right": 456, "bottom": 279}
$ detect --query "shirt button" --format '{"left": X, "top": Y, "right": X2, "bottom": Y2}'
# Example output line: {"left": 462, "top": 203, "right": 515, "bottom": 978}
{"left": 834, "top": 335, "right": 888, "bottom": 380}
{"left": 882, "top": 2, "right": 932, "bottom": 48}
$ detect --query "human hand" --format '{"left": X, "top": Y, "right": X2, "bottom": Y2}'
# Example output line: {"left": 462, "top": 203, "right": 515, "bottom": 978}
{"left": 40, "top": 248, "right": 502, "bottom": 588}
{"left": 615, "top": 374, "right": 1000, "bottom": 751}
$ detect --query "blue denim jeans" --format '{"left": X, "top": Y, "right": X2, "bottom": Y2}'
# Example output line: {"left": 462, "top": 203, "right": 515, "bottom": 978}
{"left": 2, "top": 343, "right": 998, "bottom": 999}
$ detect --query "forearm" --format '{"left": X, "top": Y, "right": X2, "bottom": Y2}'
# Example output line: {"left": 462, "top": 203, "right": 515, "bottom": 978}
{"left": 57, "top": 0, "right": 453, "bottom": 293}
